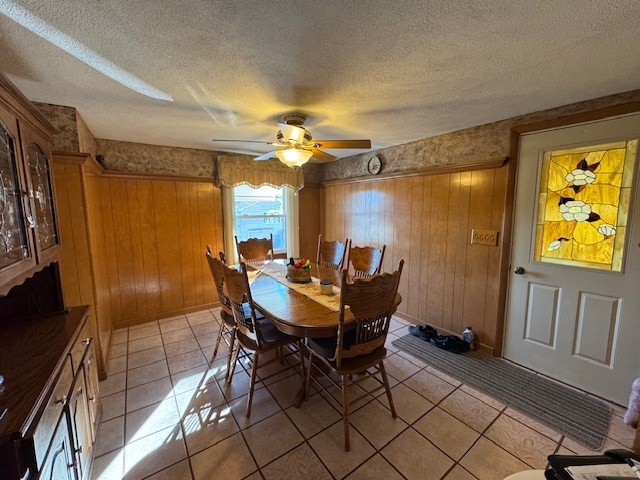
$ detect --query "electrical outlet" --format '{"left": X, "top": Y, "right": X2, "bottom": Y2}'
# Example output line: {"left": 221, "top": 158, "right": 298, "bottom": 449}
{"left": 471, "top": 229, "right": 499, "bottom": 246}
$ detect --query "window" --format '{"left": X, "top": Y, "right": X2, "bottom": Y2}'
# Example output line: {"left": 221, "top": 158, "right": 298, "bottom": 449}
{"left": 222, "top": 184, "right": 299, "bottom": 261}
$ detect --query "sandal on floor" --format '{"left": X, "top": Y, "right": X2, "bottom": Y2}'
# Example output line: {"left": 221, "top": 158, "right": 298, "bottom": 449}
{"left": 408, "top": 325, "right": 438, "bottom": 341}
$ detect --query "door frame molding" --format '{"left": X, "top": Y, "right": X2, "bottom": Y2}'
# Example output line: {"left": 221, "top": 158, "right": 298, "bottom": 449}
{"left": 494, "top": 100, "right": 640, "bottom": 357}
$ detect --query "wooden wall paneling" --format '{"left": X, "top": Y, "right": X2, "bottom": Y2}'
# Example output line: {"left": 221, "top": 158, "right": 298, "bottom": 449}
{"left": 200, "top": 182, "right": 220, "bottom": 305}
{"left": 483, "top": 166, "right": 509, "bottom": 349}
{"left": 369, "top": 183, "right": 380, "bottom": 258}
{"left": 407, "top": 176, "right": 424, "bottom": 319}
{"left": 383, "top": 180, "right": 396, "bottom": 282}
{"left": 392, "top": 178, "right": 412, "bottom": 315}
{"left": 426, "top": 175, "right": 449, "bottom": 329}
{"left": 101, "top": 179, "right": 123, "bottom": 326}
{"left": 298, "top": 184, "right": 322, "bottom": 260}
{"left": 190, "top": 182, "right": 205, "bottom": 306}
{"left": 110, "top": 179, "right": 137, "bottom": 321}
{"left": 451, "top": 172, "right": 472, "bottom": 334}
{"left": 442, "top": 173, "right": 462, "bottom": 331}
{"left": 418, "top": 176, "right": 432, "bottom": 323}
{"left": 137, "top": 180, "right": 161, "bottom": 318}
{"left": 153, "top": 181, "right": 184, "bottom": 314}
{"left": 176, "top": 182, "right": 196, "bottom": 308}
{"left": 462, "top": 169, "right": 495, "bottom": 346}
{"left": 125, "top": 179, "right": 148, "bottom": 318}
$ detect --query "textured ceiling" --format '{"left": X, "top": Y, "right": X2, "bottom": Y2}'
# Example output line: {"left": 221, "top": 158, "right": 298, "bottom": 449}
{"left": 1, "top": 0, "right": 640, "bottom": 161}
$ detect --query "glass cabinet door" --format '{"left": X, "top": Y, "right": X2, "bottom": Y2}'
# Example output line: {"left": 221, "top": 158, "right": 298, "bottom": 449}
{"left": 0, "top": 117, "right": 30, "bottom": 270}
{"left": 27, "top": 142, "right": 58, "bottom": 252}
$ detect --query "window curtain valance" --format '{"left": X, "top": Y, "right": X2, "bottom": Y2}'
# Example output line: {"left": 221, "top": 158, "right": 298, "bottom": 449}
{"left": 216, "top": 155, "right": 304, "bottom": 192}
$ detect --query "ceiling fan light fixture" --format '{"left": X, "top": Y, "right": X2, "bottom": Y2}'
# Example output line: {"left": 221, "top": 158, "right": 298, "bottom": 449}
{"left": 275, "top": 147, "right": 313, "bottom": 167}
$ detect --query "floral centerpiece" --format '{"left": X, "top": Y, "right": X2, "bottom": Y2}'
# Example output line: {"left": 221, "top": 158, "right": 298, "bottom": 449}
{"left": 286, "top": 257, "right": 312, "bottom": 283}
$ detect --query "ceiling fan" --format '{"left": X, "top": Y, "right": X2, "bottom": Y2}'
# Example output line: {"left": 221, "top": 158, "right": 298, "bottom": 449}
{"left": 212, "top": 114, "right": 371, "bottom": 167}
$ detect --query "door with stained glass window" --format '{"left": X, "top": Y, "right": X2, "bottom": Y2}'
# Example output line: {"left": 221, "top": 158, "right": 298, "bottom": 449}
{"left": 504, "top": 113, "right": 640, "bottom": 406}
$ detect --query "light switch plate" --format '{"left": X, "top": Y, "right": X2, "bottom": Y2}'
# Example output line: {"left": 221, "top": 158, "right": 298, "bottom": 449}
{"left": 471, "top": 229, "right": 499, "bottom": 246}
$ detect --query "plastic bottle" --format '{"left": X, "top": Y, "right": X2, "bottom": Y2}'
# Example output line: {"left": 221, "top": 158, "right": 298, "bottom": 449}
{"left": 462, "top": 326, "right": 475, "bottom": 350}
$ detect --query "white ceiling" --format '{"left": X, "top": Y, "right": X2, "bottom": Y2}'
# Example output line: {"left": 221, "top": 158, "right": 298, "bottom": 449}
{"left": 1, "top": 0, "right": 640, "bottom": 161}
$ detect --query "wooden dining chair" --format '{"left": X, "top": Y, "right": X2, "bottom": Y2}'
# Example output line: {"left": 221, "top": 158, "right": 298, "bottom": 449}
{"left": 316, "top": 234, "right": 348, "bottom": 270}
{"left": 347, "top": 241, "right": 386, "bottom": 279}
{"left": 305, "top": 260, "right": 404, "bottom": 451}
{"left": 221, "top": 261, "right": 305, "bottom": 417}
{"left": 205, "top": 246, "right": 237, "bottom": 382}
{"left": 235, "top": 234, "right": 274, "bottom": 263}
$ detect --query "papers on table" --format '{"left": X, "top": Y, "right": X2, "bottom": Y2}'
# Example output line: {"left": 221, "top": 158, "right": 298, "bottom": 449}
{"left": 565, "top": 463, "right": 636, "bottom": 480}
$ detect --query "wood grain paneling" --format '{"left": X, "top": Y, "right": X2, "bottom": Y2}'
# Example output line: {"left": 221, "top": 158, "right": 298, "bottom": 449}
{"left": 298, "top": 184, "right": 322, "bottom": 260}
{"left": 100, "top": 175, "right": 223, "bottom": 328}
{"left": 322, "top": 165, "right": 509, "bottom": 353}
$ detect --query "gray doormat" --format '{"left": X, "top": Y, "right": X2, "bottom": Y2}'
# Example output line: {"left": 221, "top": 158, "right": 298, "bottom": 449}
{"left": 392, "top": 334, "right": 612, "bottom": 450}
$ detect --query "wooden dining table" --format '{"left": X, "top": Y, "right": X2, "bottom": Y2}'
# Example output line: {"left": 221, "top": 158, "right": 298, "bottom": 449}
{"left": 245, "top": 260, "right": 402, "bottom": 406}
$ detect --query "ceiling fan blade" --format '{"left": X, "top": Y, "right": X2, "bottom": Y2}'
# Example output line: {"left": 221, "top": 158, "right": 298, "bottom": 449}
{"left": 312, "top": 139, "right": 371, "bottom": 149}
{"left": 311, "top": 148, "right": 336, "bottom": 163}
{"left": 254, "top": 151, "right": 277, "bottom": 161}
{"left": 211, "top": 139, "right": 273, "bottom": 144}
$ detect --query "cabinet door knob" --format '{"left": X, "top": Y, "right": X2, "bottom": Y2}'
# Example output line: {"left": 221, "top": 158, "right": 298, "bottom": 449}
{"left": 82, "top": 337, "right": 91, "bottom": 345}
{"left": 55, "top": 395, "right": 67, "bottom": 405}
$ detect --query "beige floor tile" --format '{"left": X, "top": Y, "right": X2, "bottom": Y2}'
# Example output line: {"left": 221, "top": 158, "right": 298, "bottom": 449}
{"left": 503, "top": 408, "right": 562, "bottom": 442}
{"left": 443, "top": 465, "right": 478, "bottom": 480}
{"left": 396, "top": 349, "right": 430, "bottom": 369}
{"left": 107, "top": 355, "right": 127, "bottom": 375}
{"left": 187, "top": 311, "right": 216, "bottom": 326}
{"left": 381, "top": 427, "right": 454, "bottom": 480}
{"left": 560, "top": 434, "right": 627, "bottom": 455}
{"left": 389, "top": 318, "right": 409, "bottom": 333}
{"left": 125, "top": 397, "right": 180, "bottom": 443}
{"left": 606, "top": 412, "right": 637, "bottom": 447}
{"left": 128, "top": 324, "right": 160, "bottom": 341}
{"left": 159, "top": 317, "right": 190, "bottom": 333}
{"left": 111, "top": 330, "right": 128, "bottom": 345}
{"left": 376, "top": 383, "right": 435, "bottom": 424}
{"left": 128, "top": 335, "right": 163, "bottom": 354}
{"left": 102, "top": 391, "right": 126, "bottom": 421}
{"left": 130, "top": 320, "right": 159, "bottom": 329}
{"left": 190, "top": 432, "right": 257, "bottom": 480}
{"left": 145, "top": 459, "right": 193, "bottom": 480}
{"left": 266, "top": 372, "right": 305, "bottom": 409}
{"left": 385, "top": 331, "right": 401, "bottom": 353}
{"left": 181, "top": 400, "right": 238, "bottom": 456}
{"left": 384, "top": 353, "right": 422, "bottom": 381}
{"left": 165, "top": 337, "right": 201, "bottom": 358}
{"left": 128, "top": 346, "right": 166, "bottom": 370}
{"left": 414, "top": 407, "right": 480, "bottom": 460}
{"left": 243, "top": 411, "right": 304, "bottom": 467}
{"left": 175, "top": 380, "right": 226, "bottom": 416}
{"left": 404, "top": 369, "right": 457, "bottom": 404}
{"left": 127, "top": 359, "right": 169, "bottom": 388}
{"left": 162, "top": 327, "right": 195, "bottom": 345}
{"left": 261, "top": 443, "right": 332, "bottom": 480}
{"left": 95, "top": 416, "right": 125, "bottom": 457}
{"left": 349, "top": 399, "right": 409, "bottom": 449}
{"left": 308, "top": 421, "right": 376, "bottom": 479}
{"left": 229, "top": 386, "right": 281, "bottom": 430}
{"left": 191, "top": 321, "right": 219, "bottom": 337}
{"left": 284, "top": 392, "right": 341, "bottom": 438}
{"left": 126, "top": 376, "right": 174, "bottom": 413}
{"left": 100, "top": 371, "right": 126, "bottom": 397}
{"left": 485, "top": 414, "right": 557, "bottom": 469}
{"left": 170, "top": 364, "right": 211, "bottom": 397}
{"left": 426, "top": 366, "right": 463, "bottom": 386}
{"left": 167, "top": 349, "right": 207, "bottom": 375}
{"left": 459, "top": 385, "right": 506, "bottom": 411}
{"left": 91, "top": 448, "right": 124, "bottom": 480}
{"left": 439, "top": 389, "right": 500, "bottom": 433}
{"left": 157, "top": 315, "right": 184, "bottom": 324}
{"left": 109, "top": 342, "right": 128, "bottom": 359}
{"left": 220, "top": 370, "right": 254, "bottom": 402}
{"left": 460, "top": 437, "right": 530, "bottom": 480}
{"left": 123, "top": 425, "right": 187, "bottom": 480}
{"left": 346, "top": 453, "right": 404, "bottom": 479}
{"left": 196, "top": 333, "right": 217, "bottom": 349}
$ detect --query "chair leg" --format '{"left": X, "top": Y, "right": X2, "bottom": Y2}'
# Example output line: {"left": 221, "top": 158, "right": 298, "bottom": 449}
{"left": 224, "top": 328, "right": 237, "bottom": 382}
{"left": 341, "top": 375, "right": 350, "bottom": 452}
{"left": 213, "top": 321, "right": 225, "bottom": 357}
{"left": 379, "top": 361, "right": 397, "bottom": 419}
{"left": 297, "top": 341, "right": 306, "bottom": 379}
{"left": 246, "top": 352, "right": 259, "bottom": 418}
{"left": 305, "top": 352, "right": 314, "bottom": 398}
{"left": 227, "top": 340, "right": 242, "bottom": 384}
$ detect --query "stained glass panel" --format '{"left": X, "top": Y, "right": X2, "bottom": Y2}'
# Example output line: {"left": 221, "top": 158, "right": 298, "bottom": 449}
{"left": 534, "top": 140, "right": 637, "bottom": 271}
{"left": 27, "top": 143, "right": 58, "bottom": 251}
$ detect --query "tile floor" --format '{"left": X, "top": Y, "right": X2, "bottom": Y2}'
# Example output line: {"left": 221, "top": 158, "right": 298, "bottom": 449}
{"left": 92, "top": 309, "right": 637, "bottom": 480}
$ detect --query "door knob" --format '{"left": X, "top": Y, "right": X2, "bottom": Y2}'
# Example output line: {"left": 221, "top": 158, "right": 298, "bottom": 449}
{"left": 514, "top": 266, "right": 525, "bottom": 274}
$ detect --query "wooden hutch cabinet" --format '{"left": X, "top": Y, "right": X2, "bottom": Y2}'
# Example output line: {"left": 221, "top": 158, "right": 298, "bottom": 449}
{"left": 0, "top": 73, "right": 100, "bottom": 480}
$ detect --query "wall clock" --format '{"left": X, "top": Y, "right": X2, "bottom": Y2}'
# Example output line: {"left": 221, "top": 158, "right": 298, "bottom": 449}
{"left": 367, "top": 155, "right": 382, "bottom": 175}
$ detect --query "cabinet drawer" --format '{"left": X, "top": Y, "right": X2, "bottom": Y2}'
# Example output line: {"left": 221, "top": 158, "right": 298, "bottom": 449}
{"left": 70, "top": 325, "right": 91, "bottom": 373}
{"left": 32, "top": 356, "right": 73, "bottom": 468}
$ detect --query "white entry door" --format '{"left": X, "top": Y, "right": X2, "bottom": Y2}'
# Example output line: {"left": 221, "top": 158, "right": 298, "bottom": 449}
{"left": 504, "top": 113, "right": 640, "bottom": 406}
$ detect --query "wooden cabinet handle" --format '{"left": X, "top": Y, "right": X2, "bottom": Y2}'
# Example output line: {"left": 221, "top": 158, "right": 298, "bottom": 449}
{"left": 81, "top": 337, "right": 91, "bottom": 345}
{"left": 55, "top": 395, "right": 67, "bottom": 405}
